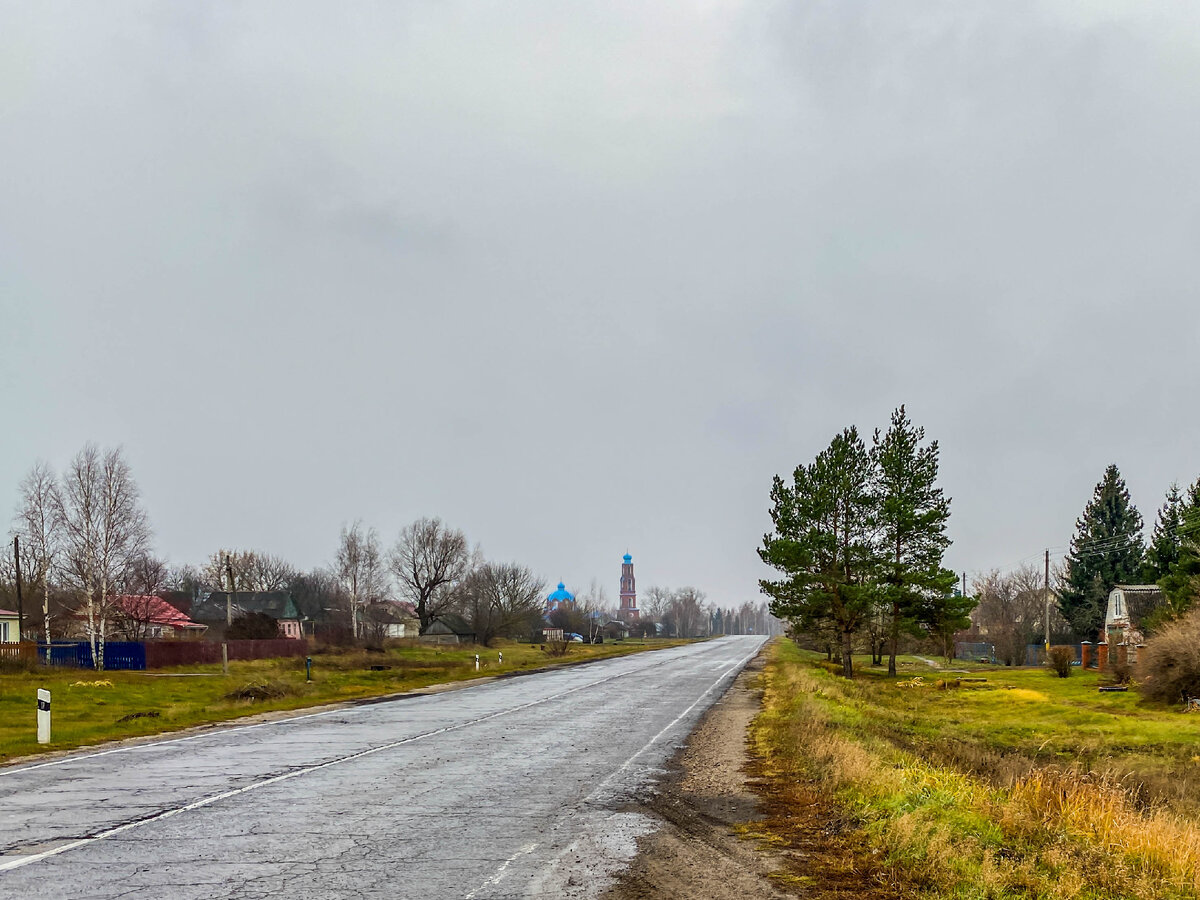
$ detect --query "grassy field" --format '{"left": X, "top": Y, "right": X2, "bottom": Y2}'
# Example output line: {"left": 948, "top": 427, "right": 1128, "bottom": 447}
{"left": 0, "top": 638, "right": 691, "bottom": 764}
{"left": 750, "top": 641, "right": 1200, "bottom": 899}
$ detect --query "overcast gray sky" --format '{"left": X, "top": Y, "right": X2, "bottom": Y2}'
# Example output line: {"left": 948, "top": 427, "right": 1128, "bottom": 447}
{"left": 3, "top": 1, "right": 1199, "bottom": 603}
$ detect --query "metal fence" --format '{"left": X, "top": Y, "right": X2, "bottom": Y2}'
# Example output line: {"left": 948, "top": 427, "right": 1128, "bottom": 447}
{"left": 31, "top": 639, "right": 307, "bottom": 669}
{"left": 39, "top": 641, "right": 147, "bottom": 670}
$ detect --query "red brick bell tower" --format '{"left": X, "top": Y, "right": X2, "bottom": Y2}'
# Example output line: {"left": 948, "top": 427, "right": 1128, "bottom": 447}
{"left": 618, "top": 553, "right": 638, "bottom": 623}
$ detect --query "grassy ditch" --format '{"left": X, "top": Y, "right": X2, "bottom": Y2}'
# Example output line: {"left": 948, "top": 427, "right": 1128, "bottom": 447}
{"left": 750, "top": 641, "right": 1200, "bottom": 899}
{"left": 0, "top": 638, "right": 691, "bottom": 763}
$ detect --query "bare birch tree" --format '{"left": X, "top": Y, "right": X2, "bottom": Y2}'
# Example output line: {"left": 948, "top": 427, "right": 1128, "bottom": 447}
{"left": 389, "top": 517, "right": 471, "bottom": 633}
{"left": 336, "top": 521, "right": 389, "bottom": 639}
{"left": 14, "top": 462, "right": 62, "bottom": 651}
{"left": 55, "top": 445, "right": 151, "bottom": 669}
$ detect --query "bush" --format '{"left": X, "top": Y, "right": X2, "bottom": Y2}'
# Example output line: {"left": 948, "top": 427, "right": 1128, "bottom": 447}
{"left": 226, "top": 612, "right": 281, "bottom": 641}
{"left": 1047, "top": 646, "right": 1074, "bottom": 678}
{"left": 1137, "top": 608, "right": 1200, "bottom": 703}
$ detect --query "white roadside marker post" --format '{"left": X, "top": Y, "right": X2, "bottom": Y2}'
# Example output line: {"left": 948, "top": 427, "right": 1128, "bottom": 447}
{"left": 498, "top": 651, "right": 502, "bottom": 665}
{"left": 37, "top": 689, "right": 51, "bottom": 744}
{"left": 475, "top": 654, "right": 479, "bottom": 671}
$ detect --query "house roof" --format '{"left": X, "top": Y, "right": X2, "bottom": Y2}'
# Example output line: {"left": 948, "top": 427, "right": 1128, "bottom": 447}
{"left": 114, "top": 595, "right": 205, "bottom": 630}
{"left": 192, "top": 592, "right": 300, "bottom": 622}
{"left": 422, "top": 613, "right": 474, "bottom": 636}
{"left": 366, "top": 601, "right": 420, "bottom": 624}
{"left": 0, "top": 609, "right": 18, "bottom": 618}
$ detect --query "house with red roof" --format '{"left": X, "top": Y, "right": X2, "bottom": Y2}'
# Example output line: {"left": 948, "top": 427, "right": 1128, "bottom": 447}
{"left": 65, "top": 595, "right": 208, "bottom": 641}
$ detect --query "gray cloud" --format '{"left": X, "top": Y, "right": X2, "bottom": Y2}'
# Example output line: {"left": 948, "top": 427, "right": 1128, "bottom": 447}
{"left": 3, "top": 1, "right": 1199, "bottom": 600}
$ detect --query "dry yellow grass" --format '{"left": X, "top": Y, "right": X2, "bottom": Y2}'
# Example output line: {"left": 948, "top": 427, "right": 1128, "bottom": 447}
{"left": 750, "top": 640, "right": 1200, "bottom": 899}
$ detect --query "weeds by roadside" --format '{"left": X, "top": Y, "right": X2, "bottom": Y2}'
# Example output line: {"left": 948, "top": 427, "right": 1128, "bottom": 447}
{"left": 748, "top": 641, "right": 1200, "bottom": 899}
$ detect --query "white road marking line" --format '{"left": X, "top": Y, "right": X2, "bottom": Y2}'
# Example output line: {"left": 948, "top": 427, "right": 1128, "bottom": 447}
{"left": 464, "top": 842, "right": 539, "bottom": 899}
{"left": 0, "top": 641, "right": 749, "bottom": 874}
{"left": 520, "top": 641, "right": 765, "bottom": 894}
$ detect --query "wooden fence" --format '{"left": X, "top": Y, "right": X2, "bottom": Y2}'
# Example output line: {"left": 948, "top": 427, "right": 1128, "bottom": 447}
{"left": 0, "top": 641, "right": 38, "bottom": 662}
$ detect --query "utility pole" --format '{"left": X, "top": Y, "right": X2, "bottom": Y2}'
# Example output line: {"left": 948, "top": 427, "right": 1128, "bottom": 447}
{"left": 224, "top": 554, "right": 235, "bottom": 627}
{"left": 1044, "top": 548, "right": 1051, "bottom": 652}
{"left": 13, "top": 536, "right": 25, "bottom": 642}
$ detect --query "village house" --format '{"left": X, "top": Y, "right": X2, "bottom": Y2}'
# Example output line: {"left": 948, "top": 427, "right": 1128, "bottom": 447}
{"left": 0, "top": 609, "right": 19, "bottom": 643}
{"left": 364, "top": 600, "right": 420, "bottom": 639}
{"left": 418, "top": 614, "right": 476, "bottom": 645}
{"left": 1098, "top": 583, "right": 1164, "bottom": 667}
{"left": 191, "top": 591, "right": 305, "bottom": 640}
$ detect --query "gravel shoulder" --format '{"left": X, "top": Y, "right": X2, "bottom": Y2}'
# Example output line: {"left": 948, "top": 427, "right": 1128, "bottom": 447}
{"left": 604, "top": 651, "right": 795, "bottom": 900}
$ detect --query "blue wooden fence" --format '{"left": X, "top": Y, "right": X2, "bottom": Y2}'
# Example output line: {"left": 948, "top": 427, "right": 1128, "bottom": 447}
{"left": 38, "top": 641, "right": 147, "bottom": 670}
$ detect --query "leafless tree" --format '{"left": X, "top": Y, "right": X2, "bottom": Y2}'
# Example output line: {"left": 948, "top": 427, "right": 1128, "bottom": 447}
{"left": 55, "top": 446, "right": 152, "bottom": 668}
{"left": 111, "top": 554, "right": 171, "bottom": 640}
{"left": 971, "top": 564, "right": 1062, "bottom": 666}
{"left": 389, "top": 517, "right": 471, "bottom": 633}
{"left": 670, "top": 587, "right": 706, "bottom": 638}
{"left": 335, "top": 521, "right": 390, "bottom": 639}
{"left": 13, "top": 461, "right": 62, "bottom": 647}
{"left": 458, "top": 562, "right": 545, "bottom": 646}
{"left": 202, "top": 550, "right": 296, "bottom": 592}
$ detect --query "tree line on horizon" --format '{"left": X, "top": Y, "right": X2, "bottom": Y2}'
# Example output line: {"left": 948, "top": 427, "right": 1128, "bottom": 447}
{"left": 1, "top": 444, "right": 772, "bottom": 663}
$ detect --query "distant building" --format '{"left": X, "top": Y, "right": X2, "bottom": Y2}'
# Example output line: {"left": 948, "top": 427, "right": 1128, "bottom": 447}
{"left": 419, "top": 614, "right": 476, "bottom": 645}
{"left": 618, "top": 553, "right": 638, "bottom": 623}
{"left": 545, "top": 582, "right": 575, "bottom": 614}
{"left": 1102, "top": 584, "right": 1163, "bottom": 664}
{"left": 192, "top": 592, "right": 304, "bottom": 640}
{"left": 0, "top": 609, "right": 19, "bottom": 643}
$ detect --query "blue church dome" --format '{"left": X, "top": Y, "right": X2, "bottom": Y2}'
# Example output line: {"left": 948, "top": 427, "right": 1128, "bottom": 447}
{"left": 547, "top": 582, "right": 575, "bottom": 604}
{"left": 623, "top": 553, "right": 632, "bottom": 564}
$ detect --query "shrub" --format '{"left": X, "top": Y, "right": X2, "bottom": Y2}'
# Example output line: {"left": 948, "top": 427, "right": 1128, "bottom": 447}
{"left": 1137, "top": 607, "right": 1200, "bottom": 703}
{"left": 226, "top": 612, "right": 281, "bottom": 641}
{"left": 225, "top": 679, "right": 295, "bottom": 702}
{"left": 1047, "top": 646, "right": 1074, "bottom": 678}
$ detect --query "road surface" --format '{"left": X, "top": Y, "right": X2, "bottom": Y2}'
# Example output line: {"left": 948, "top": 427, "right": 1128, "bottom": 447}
{"left": 0, "top": 636, "right": 765, "bottom": 899}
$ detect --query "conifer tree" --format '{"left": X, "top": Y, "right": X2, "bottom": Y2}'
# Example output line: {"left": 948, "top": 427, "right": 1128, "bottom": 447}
{"left": 1159, "top": 477, "right": 1200, "bottom": 619}
{"left": 760, "top": 427, "right": 881, "bottom": 678}
{"left": 1144, "top": 483, "right": 1184, "bottom": 582}
{"left": 1058, "top": 464, "right": 1144, "bottom": 640}
{"left": 872, "top": 406, "right": 958, "bottom": 675}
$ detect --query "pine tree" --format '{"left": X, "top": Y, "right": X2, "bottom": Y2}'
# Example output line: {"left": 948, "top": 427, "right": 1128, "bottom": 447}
{"left": 1144, "top": 483, "right": 1184, "bottom": 582}
{"left": 1159, "top": 477, "right": 1200, "bottom": 619}
{"left": 1058, "top": 464, "right": 1145, "bottom": 640}
{"left": 872, "top": 406, "right": 958, "bottom": 675}
{"left": 760, "top": 427, "right": 881, "bottom": 678}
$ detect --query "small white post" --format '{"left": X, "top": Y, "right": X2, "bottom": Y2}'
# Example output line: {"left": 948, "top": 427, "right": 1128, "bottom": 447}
{"left": 222, "top": 642, "right": 229, "bottom": 676}
{"left": 475, "top": 654, "right": 479, "bottom": 671}
{"left": 498, "top": 651, "right": 503, "bottom": 665}
{"left": 37, "top": 689, "right": 51, "bottom": 744}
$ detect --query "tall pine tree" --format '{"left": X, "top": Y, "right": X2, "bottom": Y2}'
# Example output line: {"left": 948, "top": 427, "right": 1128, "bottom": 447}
{"left": 872, "top": 406, "right": 957, "bottom": 675}
{"left": 1159, "top": 477, "right": 1200, "bottom": 619}
{"left": 1144, "top": 483, "right": 1184, "bottom": 582}
{"left": 1059, "top": 464, "right": 1144, "bottom": 640}
{"left": 760, "top": 427, "right": 881, "bottom": 678}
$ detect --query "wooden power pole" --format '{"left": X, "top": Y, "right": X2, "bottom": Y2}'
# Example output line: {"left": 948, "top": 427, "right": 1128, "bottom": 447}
{"left": 1044, "top": 549, "right": 1051, "bottom": 651}
{"left": 13, "top": 536, "right": 24, "bottom": 641}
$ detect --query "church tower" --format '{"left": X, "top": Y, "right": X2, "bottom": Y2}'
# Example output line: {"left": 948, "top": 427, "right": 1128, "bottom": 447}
{"left": 618, "top": 553, "right": 638, "bottom": 622}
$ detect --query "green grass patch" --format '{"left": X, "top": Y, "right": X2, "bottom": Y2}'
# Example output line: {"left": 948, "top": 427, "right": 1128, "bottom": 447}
{"left": 750, "top": 640, "right": 1200, "bottom": 899}
{"left": 0, "top": 638, "right": 692, "bottom": 763}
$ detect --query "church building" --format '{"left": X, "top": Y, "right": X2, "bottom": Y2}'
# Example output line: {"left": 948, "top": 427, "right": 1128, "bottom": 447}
{"left": 545, "top": 582, "right": 575, "bottom": 614}
{"left": 618, "top": 553, "right": 638, "bottom": 623}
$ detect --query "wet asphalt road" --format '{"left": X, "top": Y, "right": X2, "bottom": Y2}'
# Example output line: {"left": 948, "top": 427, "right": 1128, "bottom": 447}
{"left": 0, "top": 636, "right": 765, "bottom": 899}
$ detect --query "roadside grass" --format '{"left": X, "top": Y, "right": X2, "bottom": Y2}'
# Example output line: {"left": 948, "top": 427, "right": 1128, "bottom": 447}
{"left": 0, "top": 638, "right": 691, "bottom": 764}
{"left": 749, "top": 641, "right": 1200, "bottom": 899}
